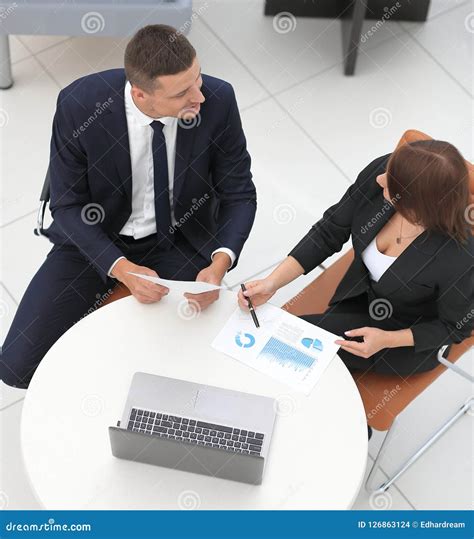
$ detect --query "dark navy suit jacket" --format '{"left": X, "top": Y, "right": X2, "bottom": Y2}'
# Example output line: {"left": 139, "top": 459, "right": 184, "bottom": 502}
{"left": 45, "top": 69, "right": 256, "bottom": 282}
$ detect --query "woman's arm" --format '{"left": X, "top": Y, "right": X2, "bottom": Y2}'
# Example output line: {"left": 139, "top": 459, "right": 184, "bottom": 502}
{"left": 288, "top": 154, "right": 390, "bottom": 274}
{"left": 237, "top": 256, "right": 305, "bottom": 309}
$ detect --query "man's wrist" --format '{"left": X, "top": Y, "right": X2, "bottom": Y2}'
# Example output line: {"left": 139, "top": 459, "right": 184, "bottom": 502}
{"left": 111, "top": 258, "right": 130, "bottom": 281}
{"left": 209, "top": 252, "right": 231, "bottom": 279}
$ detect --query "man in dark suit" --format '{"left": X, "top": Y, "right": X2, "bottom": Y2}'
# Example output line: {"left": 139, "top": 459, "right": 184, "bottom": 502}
{"left": 0, "top": 25, "right": 256, "bottom": 388}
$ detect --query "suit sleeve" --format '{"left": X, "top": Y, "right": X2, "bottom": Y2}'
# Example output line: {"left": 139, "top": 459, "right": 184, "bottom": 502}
{"left": 210, "top": 85, "right": 256, "bottom": 270}
{"left": 48, "top": 92, "right": 124, "bottom": 283}
{"left": 288, "top": 154, "right": 390, "bottom": 274}
{"left": 411, "top": 258, "right": 474, "bottom": 353}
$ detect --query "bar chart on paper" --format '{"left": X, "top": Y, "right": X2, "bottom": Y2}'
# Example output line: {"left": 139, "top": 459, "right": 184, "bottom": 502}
{"left": 212, "top": 304, "right": 340, "bottom": 394}
{"left": 259, "top": 337, "right": 315, "bottom": 372}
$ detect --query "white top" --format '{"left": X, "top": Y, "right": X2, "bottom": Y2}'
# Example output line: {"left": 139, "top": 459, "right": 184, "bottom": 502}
{"left": 361, "top": 237, "right": 397, "bottom": 282}
{"left": 107, "top": 82, "right": 236, "bottom": 276}
{"left": 21, "top": 292, "right": 368, "bottom": 510}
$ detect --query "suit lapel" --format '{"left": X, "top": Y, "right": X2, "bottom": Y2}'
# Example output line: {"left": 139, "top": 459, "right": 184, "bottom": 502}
{"left": 99, "top": 89, "right": 132, "bottom": 206}
{"left": 173, "top": 122, "right": 198, "bottom": 206}
{"left": 352, "top": 194, "right": 446, "bottom": 295}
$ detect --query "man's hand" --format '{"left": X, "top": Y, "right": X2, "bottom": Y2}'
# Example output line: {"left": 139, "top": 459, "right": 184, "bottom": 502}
{"left": 335, "top": 327, "right": 392, "bottom": 358}
{"left": 111, "top": 258, "right": 169, "bottom": 304}
{"left": 184, "top": 252, "right": 230, "bottom": 311}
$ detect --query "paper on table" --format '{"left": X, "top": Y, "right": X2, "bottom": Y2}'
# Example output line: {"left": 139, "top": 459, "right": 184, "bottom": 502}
{"left": 212, "top": 303, "right": 340, "bottom": 395}
{"left": 127, "top": 272, "right": 228, "bottom": 294}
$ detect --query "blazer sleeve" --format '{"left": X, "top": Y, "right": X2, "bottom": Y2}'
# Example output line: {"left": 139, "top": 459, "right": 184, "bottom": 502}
{"left": 48, "top": 91, "right": 125, "bottom": 283}
{"left": 411, "top": 253, "right": 474, "bottom": 353}
{"left": 288, "top": 154, "right": 390, "bottom": 274}
{"left": 210, "top": 84, "right": 256, "bottom": 269}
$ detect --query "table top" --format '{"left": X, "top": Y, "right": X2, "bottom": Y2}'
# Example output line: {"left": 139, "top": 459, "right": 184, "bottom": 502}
{"left": 21, "top": 290, "right": 368, "bottom": 510}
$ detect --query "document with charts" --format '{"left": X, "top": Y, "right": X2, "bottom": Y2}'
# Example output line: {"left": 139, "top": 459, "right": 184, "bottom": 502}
{"left": 211, "top": 304, "right": 340, "bottom": 395}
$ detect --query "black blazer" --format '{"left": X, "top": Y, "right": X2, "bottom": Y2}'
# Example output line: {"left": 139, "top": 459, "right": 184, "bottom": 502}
{"left": 289, "top": 154, "right": 474, "bottom": 356}
{"left": 45, "top": 69, "right": 256, "bottom": 282}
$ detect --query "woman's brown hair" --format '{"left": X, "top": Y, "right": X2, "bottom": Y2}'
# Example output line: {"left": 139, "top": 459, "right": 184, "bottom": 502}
{"left": 387, "top": 140, "right": 470, "bottom": 243}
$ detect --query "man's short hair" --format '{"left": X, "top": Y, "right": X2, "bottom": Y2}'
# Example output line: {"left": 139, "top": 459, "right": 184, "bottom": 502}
{"left": 124, "top": 24, "right": 196, "bottom": 92}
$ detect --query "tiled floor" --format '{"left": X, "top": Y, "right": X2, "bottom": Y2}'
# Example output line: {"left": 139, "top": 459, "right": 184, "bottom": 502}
{"left": 0, "top": 0, "right": 472, "bottom": 510}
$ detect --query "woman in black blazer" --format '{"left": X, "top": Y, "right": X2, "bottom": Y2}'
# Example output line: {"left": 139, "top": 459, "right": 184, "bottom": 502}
{"left": 238, "top": 140, "right": 474, "bottom": 377}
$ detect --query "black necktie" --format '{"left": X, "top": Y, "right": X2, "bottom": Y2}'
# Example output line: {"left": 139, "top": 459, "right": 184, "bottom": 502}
{"left": 150, "top": 120, "right": 174, "bottom": 248}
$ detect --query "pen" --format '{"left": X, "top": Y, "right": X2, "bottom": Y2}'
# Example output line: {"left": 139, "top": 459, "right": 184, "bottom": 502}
{"left": 241, "top": 283, "right": 260, "bottom": 329}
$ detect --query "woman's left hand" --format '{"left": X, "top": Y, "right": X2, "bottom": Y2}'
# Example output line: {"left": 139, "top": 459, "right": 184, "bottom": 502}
{"left": 335, "top": 327, "right": 391, "bottom": 358}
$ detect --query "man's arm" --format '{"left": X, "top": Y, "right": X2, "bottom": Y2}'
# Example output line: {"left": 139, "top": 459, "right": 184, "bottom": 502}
{"left": 210, "top": 84, "right": 256, "bottom": 269}
{"left": 48, "top": 91, "right": 125, "bottom": 283}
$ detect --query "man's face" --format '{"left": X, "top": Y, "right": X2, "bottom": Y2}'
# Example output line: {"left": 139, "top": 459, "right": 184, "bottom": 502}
{"left": 130, "top": 57, "right": 205, "bottom": 119}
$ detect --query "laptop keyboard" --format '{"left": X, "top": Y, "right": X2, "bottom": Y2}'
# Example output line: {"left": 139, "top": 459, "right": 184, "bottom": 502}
{"left": 127, "top": 408, "right": 265, "bottom": 456}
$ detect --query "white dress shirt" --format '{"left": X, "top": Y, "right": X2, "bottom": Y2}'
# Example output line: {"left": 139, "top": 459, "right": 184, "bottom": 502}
{"left": 107, "top": 82, "right": 236, "bottom": 277}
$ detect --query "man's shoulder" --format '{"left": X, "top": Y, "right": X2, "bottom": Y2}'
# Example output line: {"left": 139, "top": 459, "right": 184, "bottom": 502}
{"left": 202, "top": 74, "right": 235, "bottom": 100}
{"left": 57, "top": 68, "right": 126, "bottom": 111}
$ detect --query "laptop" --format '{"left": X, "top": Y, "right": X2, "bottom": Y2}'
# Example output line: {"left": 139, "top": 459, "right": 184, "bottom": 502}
{"left": 109, "top": 372, "right": 277, "bottom": 485}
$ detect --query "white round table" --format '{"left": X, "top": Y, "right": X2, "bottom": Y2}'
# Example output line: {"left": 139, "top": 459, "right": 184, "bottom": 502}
{"left": 21, "top": 290, "right": 368, "bottom": 510}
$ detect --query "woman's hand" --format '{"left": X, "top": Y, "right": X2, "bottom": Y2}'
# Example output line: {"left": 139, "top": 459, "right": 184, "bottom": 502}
{"left": 237, "top": 278, "right": 277, "bottom": 310}
{"left": 335, "top": 327, "right": 392, "bottom": 358}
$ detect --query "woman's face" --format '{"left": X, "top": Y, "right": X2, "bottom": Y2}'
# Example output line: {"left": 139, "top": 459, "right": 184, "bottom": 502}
{"left": 376, "top": 172, "right": 392, "bottom": 202}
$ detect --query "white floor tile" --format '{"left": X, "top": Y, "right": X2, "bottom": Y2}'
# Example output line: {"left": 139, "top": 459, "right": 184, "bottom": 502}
{"left": 17, "top": 35, "right": 71, "bottom": 56}
{"left": 9, "top": 36, "right": 31, "bottom": 65}
{"left": 0, "top": 56, "right": 59, "bottom": 226}
{"left": 276, "top": 31, "right": 472, "bottom": 186}
{"left": 1, "top": 213, "right": 52, "bottom": 305}
{"left": 200, "top": 0, "right": 405, "bottom": 96}
{"left": 367, "top": 349, "right": 473, "bottom": 509}
{"left": 400, "top": 2, "right": 472, "bottom": 95}
{"left": 0, "top": 398, "right": 41, "bottom": 509}
{"left": 229, "top": 97, "right": 351, "bottom": 283}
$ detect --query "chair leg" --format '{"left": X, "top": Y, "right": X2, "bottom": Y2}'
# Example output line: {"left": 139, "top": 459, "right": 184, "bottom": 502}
{"left": 0, "top": 35, "right": 13, "bottom": 89}
{"left": 366, "top": 397, "right": 474, "bottom": 493}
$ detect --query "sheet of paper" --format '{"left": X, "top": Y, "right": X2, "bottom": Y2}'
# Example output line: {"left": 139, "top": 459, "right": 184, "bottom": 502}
{"left": 127, "top": 272, "right": 227, "bottom": 294}
{"left": 211, "top": 304, "right": 340, "bottom": 395}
